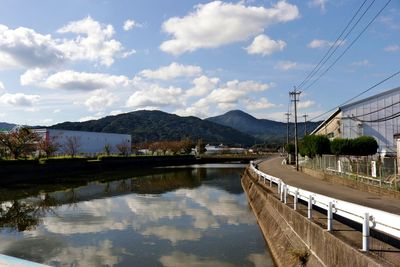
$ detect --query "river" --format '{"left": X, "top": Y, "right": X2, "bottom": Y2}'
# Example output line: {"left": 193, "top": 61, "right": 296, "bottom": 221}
{"left": 0, "top": 164, "right": 274, "bottom": 266}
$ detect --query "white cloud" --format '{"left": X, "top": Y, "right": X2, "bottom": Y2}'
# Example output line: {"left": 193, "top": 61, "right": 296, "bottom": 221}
{"left": 160, "top": 1, "right": 299, "bottom": 55}
{"left": 56, "top": 16, "right": 123, "bottom": 66}
{"left": 350, "top": 60, "right": 370, "bottom": 67}
{"left": 274, "top": 60, "right": 297, "bottom": 71}
{"left": 245, "top": 97, "right": 277, "bottom": 110}
{"left": 20, "top": 68, "right": 49, "bottom": 86}
{"left": 126, "top": 84, "right": 182, "bottom": 109}
{"left": 109, "top": 110, "right": 124, "bottom": 116}
{"left": 0, "top": 24, "right": 64, "bottom": 69}
{"left": 298, "top": 100, "right": 315, "bottom": 109}
{"left": 25, "top": 70, "right": 130, "bottom": 91}
{"left": 0, "top": 81, "right": 4, "bottom": 91}
{"left": 185, "top": 75, "right": 219, "bottom": 97}
{"left": 123, "top": 19, "right": 140, "bottom": 31}
{"left": 245, "top": 34, "right": 286, "bottom": 56}
{"left": 85, "top": 89, "right": 118, "bottom": 111}
{"left": 78, "top": 115, "right": 101, "bottom": 122}
{"left": 308, "top": 0, "right": 327, "bottom": 12}
{"left": 308, "top": 39, "right": 344, "bottom": 49}
{"left": 159, "top": 251, "right": 234, "bottom": 267}
{"left": 187, "top": 79, "right": 272, "bottom": 113}
{"left": 140, "top": 62, "right": 202, "bottom": 80}
{"left": 121, "top": 49, "right": 136, "bottom": 58}
{"left": 40, "top": 118, "right": 53, "bottom": 125}
{"left": 143, "top": 226, "right": 201, "bottom": 244}
{"left": 0, "top": 17, "right": 133, "bottom": 70}
{"left": 53, "top": 109, "right": 61, "bottom": 113}
{"left": 384, "top": 44, "right": 400, "bottom": 52}
{"left": 0, "top": 93, "right": 40, "bottom": 107}
{"left": 47, "top": 240, "right": 121, "bottom": 267}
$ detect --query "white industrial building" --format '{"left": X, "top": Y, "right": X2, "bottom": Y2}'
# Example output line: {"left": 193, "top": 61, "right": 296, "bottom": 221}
{"left": 34, "top": 128, "right": 131, "bottom": 155}
{"left": 312, "top": 86, "right": 400, "bottom": 156}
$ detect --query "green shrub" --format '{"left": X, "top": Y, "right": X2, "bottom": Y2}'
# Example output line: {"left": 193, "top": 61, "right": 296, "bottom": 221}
{"left": 299, "top": 135, "right": 330, "bottom": 158}
{"left": 284, "top": 143, "right": 295, "bottom": 154}
{"left": 331, "top": 136, "right": 378, "bottom": 156}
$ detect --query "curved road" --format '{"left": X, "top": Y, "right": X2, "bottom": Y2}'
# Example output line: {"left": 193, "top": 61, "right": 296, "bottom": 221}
{"left": 258, "top": 156, "right": 400, "bottom": 215}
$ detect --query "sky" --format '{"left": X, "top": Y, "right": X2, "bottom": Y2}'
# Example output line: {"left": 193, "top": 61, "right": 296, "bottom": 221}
{"left": 0, "top": 0, "right": 399, "bottom": 125}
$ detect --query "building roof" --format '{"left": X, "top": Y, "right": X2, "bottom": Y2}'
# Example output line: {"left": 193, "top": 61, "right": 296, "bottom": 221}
{"left": 340, "top": 86, "right": 400, "bottom": 110}
{"left": 310, "top": 108, "right": 341, "bottom": 135}
{"left": 311, "top": 86, "right": 400, "bottom": 135}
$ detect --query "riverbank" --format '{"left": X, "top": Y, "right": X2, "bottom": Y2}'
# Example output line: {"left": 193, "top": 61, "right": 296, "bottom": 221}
{"left": 244, "top": 158, "right": 400, "bottom": 266}
{"left": 242, "top": 167, "right": 390, "bottom": 267}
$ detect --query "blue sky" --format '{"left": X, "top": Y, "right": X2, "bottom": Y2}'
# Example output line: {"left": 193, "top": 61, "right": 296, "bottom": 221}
{"left": 0, "top": 0, "right": 399, "bottom": 125}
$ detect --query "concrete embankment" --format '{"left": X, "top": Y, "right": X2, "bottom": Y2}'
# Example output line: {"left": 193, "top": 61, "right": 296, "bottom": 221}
{"left": 241, "top": 167, "right": 389, "bottom": 267}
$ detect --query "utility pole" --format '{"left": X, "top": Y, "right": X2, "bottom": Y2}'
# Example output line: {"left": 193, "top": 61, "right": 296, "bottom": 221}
{"left": 289, "top": 88, "right": 301, "bottom": 171}
{"left": 284, "top": 112, "right": 291, "bottom": 146}
{"left": 303, "top": 114, "right": 308, "bottom": 136}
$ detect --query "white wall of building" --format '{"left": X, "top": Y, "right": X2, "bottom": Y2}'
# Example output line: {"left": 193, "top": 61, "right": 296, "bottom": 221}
{"left": 35, "top": 129, "right": 131, "bottom": 155}
{"left": 341, "top": 87, "right": 400, "bottom": 155}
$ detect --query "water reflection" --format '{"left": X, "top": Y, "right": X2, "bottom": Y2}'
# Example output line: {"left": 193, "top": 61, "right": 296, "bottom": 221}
{"left": 0, "top": 165, "right": 274, "bottom": 267}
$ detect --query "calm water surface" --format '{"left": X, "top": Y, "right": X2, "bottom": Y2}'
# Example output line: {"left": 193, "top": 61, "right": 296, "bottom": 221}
{"left": 0, "top": 164, "right": 274, "bottom": 266}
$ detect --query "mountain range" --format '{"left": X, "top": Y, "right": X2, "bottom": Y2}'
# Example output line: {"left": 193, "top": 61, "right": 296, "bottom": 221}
{"left": 2, "top": 110, "right": 322, "bottom": 147}
{"left": 206, "top": 110, "right": 321, "bottom": 142}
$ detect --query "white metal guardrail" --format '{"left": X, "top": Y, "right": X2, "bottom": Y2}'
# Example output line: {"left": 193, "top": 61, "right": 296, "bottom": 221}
{"left": 249, "top": 161, "right": 400, "bottom": 251}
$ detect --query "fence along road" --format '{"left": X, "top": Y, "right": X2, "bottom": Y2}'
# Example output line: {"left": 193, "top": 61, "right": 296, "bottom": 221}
{"left": 250, "top": 159, "right": 400, "bottom": 252}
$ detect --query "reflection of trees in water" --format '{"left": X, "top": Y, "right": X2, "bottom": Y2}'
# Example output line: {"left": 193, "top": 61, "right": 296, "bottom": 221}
{"left": 0, "top": 201, "right": 38, "bottom": 231}
{"left": 0, "top": 194, "right": 59, "bottom": 232}
{"left": 131, "top": 169, "right": 200, "bottom": 194}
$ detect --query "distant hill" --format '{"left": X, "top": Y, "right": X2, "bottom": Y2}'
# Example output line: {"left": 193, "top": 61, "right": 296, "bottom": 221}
{"left": 0, "top": 122, "right": 15, "bottom": 131}
{"left": 206, "top": 110, "right": 321, "bottom": 142}
{"left": 51, "top": 110, "right": 258, "bottom": 146}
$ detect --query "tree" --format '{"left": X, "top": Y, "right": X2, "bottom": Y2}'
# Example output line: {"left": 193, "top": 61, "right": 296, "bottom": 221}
{"left": 38, "top": 136, "right": 61, "bottom": 158}
{"left": 0, "top": 127, "right": 40, "bottom": 159}
{"left": 195, "top": 139, "right": 206, "bottom": 155}
{"left": 116, "top": 140, "right": 130, "bottom": 156}
{"left": 351, "top": 136, "right": 378, "bottom": 156}
{"left": 63, "top": 136, "right": 81, "bottom": 157}
{"left": 180, "top": 138, "right": 194, "bottom": 154}
{"left": 330, "top": 136, "right": 378, "bottom": 156}
{"left": 103, "top": 143, "right": 111, "bottom": 155}
{"left": 299, "top": 135, "right": 330, "bottom": 158}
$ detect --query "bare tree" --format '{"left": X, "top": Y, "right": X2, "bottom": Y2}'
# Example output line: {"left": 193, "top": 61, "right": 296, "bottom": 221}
{"left": 38, "top": 136, "right": 61, "bottom": 158}
{"left": 116, "top": 140, "right": 130, "bottom": 156}
{"left": 63, "top": 136, "right": 81, "bottom": 157}
{"left": 103, "top": 143, "right": 111, "bottom": 155}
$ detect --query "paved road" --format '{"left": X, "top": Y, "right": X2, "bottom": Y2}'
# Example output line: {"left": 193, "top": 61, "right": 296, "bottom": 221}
{"left": 258, "top": 156, "right": 400, "bottom": 215}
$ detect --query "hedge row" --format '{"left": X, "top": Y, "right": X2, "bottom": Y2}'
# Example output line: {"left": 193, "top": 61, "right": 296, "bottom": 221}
{"left": 296, "top": 135, "right": 378, "bottom": 158}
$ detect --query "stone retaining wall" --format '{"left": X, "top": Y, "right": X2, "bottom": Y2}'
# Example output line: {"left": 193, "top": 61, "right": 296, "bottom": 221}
{"left": 242, "top": 168, "right": 386, "bottom": 267}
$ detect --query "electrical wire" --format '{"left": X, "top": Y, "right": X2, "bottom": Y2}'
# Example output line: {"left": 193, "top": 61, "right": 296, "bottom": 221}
{"left": 350, "top": 100, "right": 400, "bottom": 118}
{"left": 309, "top": 69, "right": 400, "bottom": 122}
{"left": 303, "top": 0, "right": 393, "bottom": 92}
{"left": 297, "top": 0, "right": 370, "bottom": 90}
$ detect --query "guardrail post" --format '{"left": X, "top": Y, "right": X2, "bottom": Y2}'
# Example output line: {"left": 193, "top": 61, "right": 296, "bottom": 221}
{"left": 278, "top": 180, "right": 281, "bottom": 195}
{"left": 362, "top": 213, "right": 370, "bottom": 252}
{"left": 294, "top": 190, "right": 298, "bottom": 210}
{"left": 280, "top": 183, "right": 284, "bottom": 202}
{"left": 269, "top": 177, "right": 272, "bottom": 187}
{"left": 327, "top": 202, "right": 333, "bottom": 231}
{"left": 283, "top": 185, "right": 287, "bottom": 204}
{"left": 308, "top": 195, "right": 313, "bottom": 219}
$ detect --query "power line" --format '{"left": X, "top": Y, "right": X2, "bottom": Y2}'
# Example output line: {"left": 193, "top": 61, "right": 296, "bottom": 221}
{"left": 297, "top": 0, "right": 370, "bottom": 90}
{"left": 350, "top": 100, "right": 400, "bottom": 118}
{"left": 349, "top": 111, "right": 400, "bottom": 123}
{"left": 309, "top": 69, "right": 400, "bottom": 121}
{"left": 303, "top": 0, "right": 393, "bottom": 92}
